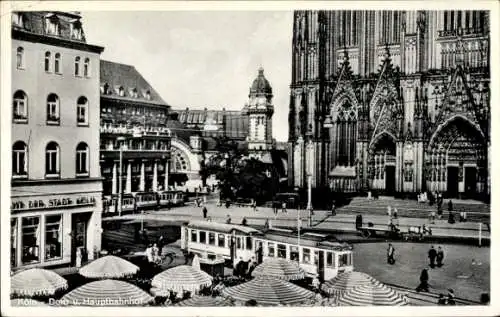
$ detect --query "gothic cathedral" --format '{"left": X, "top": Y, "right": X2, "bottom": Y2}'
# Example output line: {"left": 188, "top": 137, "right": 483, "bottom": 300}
{"left": 287, "top": 11, "right": 490, "bottom": 200}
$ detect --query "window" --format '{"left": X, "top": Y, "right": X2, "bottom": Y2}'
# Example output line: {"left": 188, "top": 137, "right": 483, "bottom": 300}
{"left": 12, "top": 141, "right": 27, "bottom": 177}
{"left": 119, "top": 87, "right": 125, "bottom": 97}
{"left": 46, "top": 94, "right": 59, "bottom": 123}
{"left": 277, "top": 244, "right": 286, "bottom": 258}
{"left": 191, "top": 230, "right": 197, "bottom": 242}
{"left": 45, "top": 52, "right": 51, "bottom": 72}
{"left": 84, "top": 58, "right": 90, "bottom": 77}
{"left": 16, "top": 47, "right": 24, "bottom": 69}
{"left": 218, "top": 234, "right": 225, "bottom": 247}
{"left": 302, "top": 248, "right": 311, "bottom": 264}
{"left": 76, "top": 142, "right": 89, "bottom": 176}
{"left": 45, "top": 16, "right": 59, "bottom": 35}
{"left": 11, "top": 218, "right": 18, "bottom": 267}
{"left": 268, "top": 242, "right": 275, "bottom": 257}
{"left": 13, "top": 90, "right": 28, "bottom": 122}
{"left": 45, "top": 215, "right": 62, "bottom": 260}
{"left": 12, "top": 12, "right": 24, "bottom": 27}
{"left": 71, "top": 22, "right": 82, "bottom": 40}
{"left": 22, "top": 216, "right": 40, "bottom": 264}
{"left": 54, "top": 53, "right": 61, "bottom": 73}
{"left": 77, "top": 96, "right": 88, "bottom": 125}
{"left": 326, "top": 252, "right": 334, "bottom": 268}
{"left": 290, "top": 246, "right": 299, "bottom": 261}
{"left": 208, "top": 232, "right": 215, "bottom": 245}
{"left": 199, "top": 231, "right": 206, "bottom": 243}
{"left": 145, "top": 90, "right": 151, "bottom": 100}
{"left": 314, "top": 250, "right": 319, "bottom": 266}
{"left": 246, "top": 236, "right": 253, "bottom": 250}
{"left": 45, "top": 142, "right": 60, "bottom": 176}
{"left": 236, "top": 237, "right": 242, "bottom": 249}
{"left": 339, "top": 253, "right": 352, "bottom": 267}
{"left": 74, "top": 57, "right": 81, "bottom": 76}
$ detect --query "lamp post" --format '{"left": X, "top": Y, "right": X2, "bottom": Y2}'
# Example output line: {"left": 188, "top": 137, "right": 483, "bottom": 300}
{"left": 117, "top": 136, "right": 126, "bottom": 217}
{"left": 306, "top": 173, "right": 313, "bottom": 227}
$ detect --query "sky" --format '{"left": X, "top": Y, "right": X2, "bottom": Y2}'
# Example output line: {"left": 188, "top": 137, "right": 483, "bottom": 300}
{"left": 81, "top": 11, "right": 293, "bottom": 141}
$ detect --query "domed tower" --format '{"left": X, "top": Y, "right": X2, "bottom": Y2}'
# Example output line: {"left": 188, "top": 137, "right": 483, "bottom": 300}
{"left": 247, "top": 67, "right": 274, "bottom": 157}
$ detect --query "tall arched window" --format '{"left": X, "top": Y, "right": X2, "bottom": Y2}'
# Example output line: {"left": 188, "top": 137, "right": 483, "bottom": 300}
{"left": 46, "top": 93, "right": 60, "bottom": 124}
{"left": 74, "top": 56, "right": 80, "bottom": 76}
{"left": 13, "top": 90, "right": 28, "bottom": 122}
{"left": 76, "top": 142, "right": 89, "bottom": 176}
{"left": 54, "top": 53, "right": 61, "bottom": 73}
{"left": 45, "top": 142, "right": 60, "bottom": 177}
{"left": 17, "top": 47, "right": 24, "bottom": 69}
{"left": 44, "top": 52, "right": 51, "bottom": 72}
{"left": 83, "top": 58, "right": 90, "bottom": 77}
{"left": 333, "top": 102, "right": 357, "bottom": 167}
{"left": 77, "top": 96, "right": 88, "bottom": 125}
{"left": 12, "top": 141, "right": 28, "bottom": 177}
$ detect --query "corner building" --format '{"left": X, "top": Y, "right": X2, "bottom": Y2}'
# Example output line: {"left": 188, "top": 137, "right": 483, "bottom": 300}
{"left": 288, "top": 10, "right": 490, "bottom": 200}
{"left": 11, "top": 12, "right": 104, "bottom": 270}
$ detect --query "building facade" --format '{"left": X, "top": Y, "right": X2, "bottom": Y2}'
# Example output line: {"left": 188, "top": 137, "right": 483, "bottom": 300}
{"left": 11, "top": 11, "right": 104, "bottom": 270}
{"left": 288, "top": 10, "right": 490, "bottom": 199}
{"left": 99, "top": 60, "right": 171, "bottom": 196}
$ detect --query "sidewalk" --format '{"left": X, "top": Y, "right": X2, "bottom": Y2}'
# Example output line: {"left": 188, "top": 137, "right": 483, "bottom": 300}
{"left": 109, "top": 202, "right": 490, "bottom": 241}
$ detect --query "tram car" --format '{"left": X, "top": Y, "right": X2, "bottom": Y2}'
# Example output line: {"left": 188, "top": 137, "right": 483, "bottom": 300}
{"left": 103, "top": 191, "right": 186, "bottom": 217}
{"left": 180, "top": 221, "right": 354, "bottom": 281}
{"left": 158, "top": 190, "right": 185, "bottom": 207}
{"left": 102, "top": 194, "right": 136, "bottom": 216}
{"left": 133, "top": 192, "right": 159, "bottom": 211}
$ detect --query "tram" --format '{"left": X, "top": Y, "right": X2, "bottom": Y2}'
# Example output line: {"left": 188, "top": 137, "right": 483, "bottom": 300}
{"left": 180, "top": 221, "right": 354, "bottom": 281}
{"left": 102, "top": 190, "right": 185, "bottom": 217}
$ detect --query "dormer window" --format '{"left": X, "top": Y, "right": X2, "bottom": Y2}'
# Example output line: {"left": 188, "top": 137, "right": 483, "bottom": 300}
{"left": 145, "top": 90, "right": 151, "bottom": 100}
{"left": 119, "top": 86, "right": 125, "bottom": 97}
{"left": 71, "top": 21, "right": 83, "bottom": 40}
{"left": 12, "top": 12, "right": 24, "bottom": 28}
{"left": 132, "top": 88, "right": 138, "bottom": 98}
{"left": 45, "top": 15, "right": 59, "bottom": 36}
{"left": 102, "top": 83, "right": 110, "bottom": 95}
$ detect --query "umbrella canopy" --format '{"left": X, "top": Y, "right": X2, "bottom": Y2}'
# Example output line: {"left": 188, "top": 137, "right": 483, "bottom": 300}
{"left": 79, "top": 255, "right": 139, "bottom": 279}
{"left": 336, "top": 283, "right": 409, "bottom": 306}
{"left": 10, "top": 299, "right": 48, "bottom": 307}
{"left": 175, "top": 295, "right": 234, "bottom": 307}
{"left": 11, "top": 268, "right": 68, "bottom": 297}
{"left": 251, "top": 258, "right": 305, "bottom": 281}
{"left": 151, "top": 265, "right": 212, "bottom": 295}
{"left": 221, "top": 278, "right": 315, "bottom": 306}
{"left": 321, "top": 271, "right": 380, "bottom": 297}
{"left": 60, "top": 279, "right": 153, "bottom": 306}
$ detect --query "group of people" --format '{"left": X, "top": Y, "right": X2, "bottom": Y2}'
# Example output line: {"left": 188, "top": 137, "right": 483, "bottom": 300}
{"left": 272, "top": 201, "right": 288, "bottom": 215}
{"left": 145, "top": 243, "right": 161, "bottom": 265}
{"left": 415, "top": 245, "right": 446, "bottom": 293}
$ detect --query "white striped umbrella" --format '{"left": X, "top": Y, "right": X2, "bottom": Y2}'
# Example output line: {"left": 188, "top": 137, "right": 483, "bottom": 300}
{"left": 336, "top": 283, "right": 409, "bottom": 306}
{"left": 60, "top": 279, "right": 153, "bottom": 306}
{"left": 10, "top": 299, "right": 48, "bottom": 307}
{"left": 175, "top": 295, "right": 234, "bottom": 307}
{"left": 79, "top": 255, "right": 139, "bottom": 279}
{"left": 251, "top": 258, "right": 305, "bottom": 281}
{"left": 321, "top": 271, "right": 380, "bottom": 298}
{"left": 151, "top": 265, "right": 213, "bottom": 295}
{"left": 11, "top": 268, "right": 68, "bottom": 297}
{"left": 221, "top": 278, "right": 315, "bottom": 306}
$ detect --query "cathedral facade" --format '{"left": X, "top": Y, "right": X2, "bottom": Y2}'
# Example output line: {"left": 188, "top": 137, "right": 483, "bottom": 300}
{"left": 287, "top": 11, "right": 490, "bottom": 199}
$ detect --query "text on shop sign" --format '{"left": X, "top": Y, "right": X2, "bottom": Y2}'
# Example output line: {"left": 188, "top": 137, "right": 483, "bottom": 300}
{"left": 11, "top": 196, "right": 96, "bottom": 211}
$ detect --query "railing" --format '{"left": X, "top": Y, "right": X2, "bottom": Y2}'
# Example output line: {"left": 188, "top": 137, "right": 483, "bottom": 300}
{"left": 438, "top": 27, "right": 484, "bottom": 38}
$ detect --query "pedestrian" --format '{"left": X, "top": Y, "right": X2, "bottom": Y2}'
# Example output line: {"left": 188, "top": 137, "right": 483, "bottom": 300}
{"left": 436, "top": 246, "right": 444, "bottom": 267}
{"left": 393, "top": 208, "right": 398, "bottom": 219}
{"left": 448, "top": 200, "right": 453, "bottom": 212}
{"left": 448, "top": 210, "right": 455, "bottom": 224}
{"left": 241, "top": 217, "right": 248, "bottom": 226}
{"left": 428, "top": 245, "right": 437, "bottom": 268}
{"left": 437, "top": 294, "right": 447, "bottom": 305}
{"left": 157, "top": 235, "right": 164, "bottom": 253}
{"left": 312, "top": 275, "right": 320, "bottom": 291}
{"left": 460, "top": 211, "right": 467, "bottom": 222}
{"left": 202, "top": 206, "right": 208, "bottom": 219}
{"left": 387, "top": 243, "right": 396, "bottom": 265}
{"left": 226, "top": 215, "right": 232, "bottom": 224}
{"left": 430, "top": 209, "right": 436, "bottom": 224}
{"left": 273, "top": 201, "right": 278, "bottom": 215}
{"left": 416, "top": 268, "right": 429, "bottom": 292}
{"left": 437, "top": 204, "right": 443, "bottom": 220}
{"left": 282, "top": 202, "right": 287, "bottom": 213}
{"left": 387, "top": 205, "right": 392, "bottom": 218}
{"left": 252, "top": 200, "right": 258, "bottom": 212}
{"left": 225, "top": 200, "right": 231, "bottom": 209}
{"left": 145, "top": 244, "right": 154, "bottom": 264}
{"left": 447, "top": 289, "right": 456, "bottom": 305}
{"left": 331, "top": 202, "right": 336, "bottom": 216}
{"left": 152, "top": 243, "right": 160, "bottom": 264}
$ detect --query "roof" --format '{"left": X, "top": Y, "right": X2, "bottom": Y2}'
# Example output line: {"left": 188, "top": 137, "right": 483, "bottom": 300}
{"left": 249, "top": 67, "right": 272, "bottom": 96}
{"left": 261, "top": 230, "right": 353, "bottom": 251}
{"left": 187, "top": 220, "right": 261, "bottom": 235}
{"left": 100, "top": 60, "right": 168, "bottom": 106}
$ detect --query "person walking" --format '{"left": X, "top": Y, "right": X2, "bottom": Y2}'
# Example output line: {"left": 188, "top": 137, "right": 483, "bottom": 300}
{"left": 273, "top": 201, "right": 278, "bottom": 215}
{"left": 448, "top": 200, "right": 453, "bottom": 212}
{"left": 252, "top": 200, "right": 258, "bottom": 212}
{"left": 436, "top": 246, "right": 444, "bottom": 267}
{"left": 331, "top": 202, "right": 336, "bottom": 216}
{"left": 282, "top": 202, "right": 287, "bottom": 213}
{"left": 202, "top": 206, "right": 208, "bottom": 219}
{"left": 428, "top": 246, "right": 437, "bottom": 268}
{"left": 416, "top": 268, "right": 429, "bottom": 292}
{"left": 387, "top": 243, "right": 396, "bottom": 265}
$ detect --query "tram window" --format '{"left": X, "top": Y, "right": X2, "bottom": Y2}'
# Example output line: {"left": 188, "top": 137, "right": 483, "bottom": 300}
{"left": 246, "top": 237, "right": 252, "bottom": 250}
{"left": 218, "top": 234, "right": 225, "bottom": 247}
{"left": 302, "top": 248, "right": 311, "bottom": 264}
{"left": 290, "top": 246, "right": 299, "bottom": 261}
{"left": 277, "top": 244, "right": 286, "bottom": 258}
{"left": 339, "top": 253, "right": 350, "bottom": 267}
{"left": 208, "top": 232, "right": 215, "bottom": 245}
{"left": 326, "top": 252, "right": 334, "bottom": 268}
{"left": 236, "top": 237, "right": 242, "bottom": 249}
{"left": 199, "top": 231, "right": 206, "bottom": 243}
{"left": 314, "top": 250, "right": 319, "bottom": 265}
{"left": 268, "top": 242, "right": 275, "bottom": 257}
{"left": 191, "top": 230, "right": 197, "bottom": 242}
